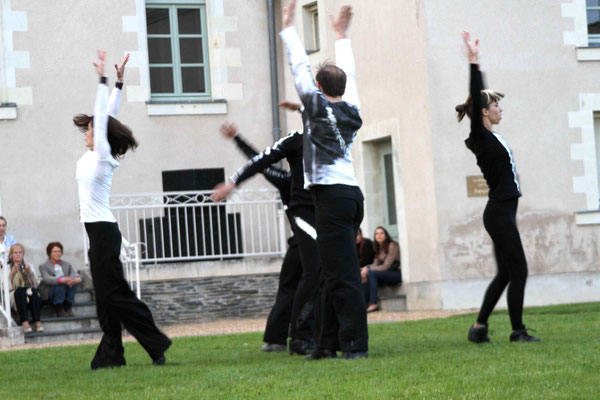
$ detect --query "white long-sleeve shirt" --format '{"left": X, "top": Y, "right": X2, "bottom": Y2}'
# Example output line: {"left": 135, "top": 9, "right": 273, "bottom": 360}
{"left": 280, "top": 27, "right": 362, "bottom": 188}
{"left": 76, "top": 81, "right": 122, "bottom": 223}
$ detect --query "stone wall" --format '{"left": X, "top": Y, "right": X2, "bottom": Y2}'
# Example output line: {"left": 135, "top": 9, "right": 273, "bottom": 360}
{"left": 140, "top": 273, "right": 279, "bottom": 326}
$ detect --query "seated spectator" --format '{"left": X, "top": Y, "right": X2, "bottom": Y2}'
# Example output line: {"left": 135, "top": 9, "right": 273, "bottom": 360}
{"left": 38, "top": 242, "right": 81, "bottom": 317}
{"left": 356, "top": 227, "right": 375, "bottom": 268}
{"left": 8, "top": 243, "right": 43, "bottom": 333}
{"left": 361, "top": 226, "right": 402, "bottom": 313}
{"left": 0, "top": 216, "right": 16, "bottom": 254}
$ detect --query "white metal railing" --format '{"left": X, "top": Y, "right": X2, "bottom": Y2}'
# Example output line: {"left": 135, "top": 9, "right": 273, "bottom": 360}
{"left": 120, "top": 238, "right": 141, "bottom": 298}
{"left": 109, "top": 189, "right": 287, "bottom": 264}
{"left": 0, "top": 246, "right": 16, "bottom": 327}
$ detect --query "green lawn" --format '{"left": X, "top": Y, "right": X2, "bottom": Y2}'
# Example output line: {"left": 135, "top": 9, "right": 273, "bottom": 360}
{"left": 2, "top": 303, "right": 599, "bottom": 399}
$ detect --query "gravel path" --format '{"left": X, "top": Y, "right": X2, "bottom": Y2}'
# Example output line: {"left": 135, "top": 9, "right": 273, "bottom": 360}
{"left": 2, "top": 309, "right": 475, "bottom": 352}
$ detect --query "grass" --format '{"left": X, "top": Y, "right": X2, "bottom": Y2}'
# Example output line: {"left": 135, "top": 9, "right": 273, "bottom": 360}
{"left": 1, "top": 302, "right": 599, "bottom": 399}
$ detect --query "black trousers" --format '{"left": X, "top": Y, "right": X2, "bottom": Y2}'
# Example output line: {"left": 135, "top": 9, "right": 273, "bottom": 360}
{"left": 289, "top": 204, "right": 320, "bottom": 342}
{"left": 263, "top": 236, "right": 302, "bottom": 345}
{"left": 477, "top": 198, "right": 528, "bottom": 331}
{"left": 14, "top": 287, "right": 41, "bottom": 324}
{"left": 85, "top": 222, "right": 171, "bottom": 365}
{"left": 311, "top": 184, "right": 368, "bottom": 353}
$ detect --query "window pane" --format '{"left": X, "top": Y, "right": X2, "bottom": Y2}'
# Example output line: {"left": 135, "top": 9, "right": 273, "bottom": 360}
{"left": 146, "top": 8, "right": 170, "bottom": 34}
{"left": 588, "top": 10, "right": 600, "bottom": 34}
{"left": 179, "top": 38, "right": 203, "bottom": 63}
{"left": 148, "top": 38, "right": 173, "bottom": 63}
{"left": 384, "top": 154, "right": 397, "bottom": 225}
{"left": 587, "top": 0, "right": 600, "bottom": 7}
{"left": 181, "top": 67, "right": 205, "bottom": 93}
{"left": 178, "top": 8, "right": 202, "bottom": 34}
{"left": 150, "top": 67, "right": 174, "bottom": 93}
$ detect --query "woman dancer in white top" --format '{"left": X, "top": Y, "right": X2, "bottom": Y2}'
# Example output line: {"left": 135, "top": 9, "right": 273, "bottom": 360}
{"left": 74, "top": 50, "right": 171, "bottom": 370}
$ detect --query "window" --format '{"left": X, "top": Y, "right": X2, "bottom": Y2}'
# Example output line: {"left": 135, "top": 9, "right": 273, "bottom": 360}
{"left": 379, "top": 140, "right": 398, "bottom": 238}
{"left": 587, "top": 0, "right": 600, "bottom": 46}
{"left": 302, "top": 3, "right": 319, "bottom": 53}
{"left": 146, "top": 1, "right": 210, "bottom": 100}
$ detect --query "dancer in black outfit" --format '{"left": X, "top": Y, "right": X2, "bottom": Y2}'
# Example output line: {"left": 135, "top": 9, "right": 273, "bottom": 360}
{"left": 213, "top": 103, "right": 320, "bottom": 355}
{"left": 280, "top": 1, "right": 367, "bottom": 360}
{"left": 456, "top": 32, "right": 540, "bottom": 343}
{"left": 74, "top": 51, "right": 171, "bottom": 369}
{"left": 219, "top": 123, "right": 302, "bottom": 352}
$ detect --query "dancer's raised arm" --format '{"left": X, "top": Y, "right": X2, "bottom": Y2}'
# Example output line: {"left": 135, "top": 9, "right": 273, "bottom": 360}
{"left": 332, "top": 6, "right": 360, "bottom": 110}
{"left": 92, "top": 50, "right": 111, "bottom": 160}
{"left": 280, "top": 0, "right": 320, "bottom": 112}
{"left": 108, "top": 53, "right": 129, "bottom": 118}
{"left": 463, "top": 31, "right": 484, "bottom": 138}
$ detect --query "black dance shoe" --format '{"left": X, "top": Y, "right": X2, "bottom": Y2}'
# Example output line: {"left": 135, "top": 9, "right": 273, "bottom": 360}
{"left": 510, "top": 326, "right": 541, "bottom": 343}
{"left": 288, "top": 338, "right": 316, "bottom": 355}
{"left": 341, "top": 351, "right": 368, "bottom": 360}
{"left": 304, "top": 348, "right": 337, "bottom": 361}
{"left": 152, "top": 355, "right": 166, "bottom": 366}
{"left": 152, "top": 337, "right": 173, "bottom": 366}
{"left": 468, "top": 324, "right": 491, "bottom": 343}
{"left": 91, "top": 352, "right": 126, "bottom": 370}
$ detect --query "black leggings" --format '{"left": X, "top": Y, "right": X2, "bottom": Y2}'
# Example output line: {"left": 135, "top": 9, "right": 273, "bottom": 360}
{"left": 477, "top": 198, "right": 528, "bottom": 331}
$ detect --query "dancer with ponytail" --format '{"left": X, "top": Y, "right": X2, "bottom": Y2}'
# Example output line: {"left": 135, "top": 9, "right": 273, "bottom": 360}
{"left": 457, "top": 32, "right": 540, "bottom": 343}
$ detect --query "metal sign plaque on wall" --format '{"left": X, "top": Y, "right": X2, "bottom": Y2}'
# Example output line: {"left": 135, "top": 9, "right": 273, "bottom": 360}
{"left": 466, "top": 176, "right": 489, "bottom": 197}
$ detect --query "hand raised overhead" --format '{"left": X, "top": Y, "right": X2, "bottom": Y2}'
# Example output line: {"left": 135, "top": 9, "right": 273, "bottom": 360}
{"left": 283, "top": 0, "right": 297, "bottom": 28}
{"left": 329, "top": 5, "right": 353, "bottom": 40}
{"left": 115, "top": 53, "right": 130, "bottom": 83}
{"left": 93, "top": 50, "right": 107, "bottom": 76}
{"left": 461, "top": 31, "right": 479, "bottom": 64}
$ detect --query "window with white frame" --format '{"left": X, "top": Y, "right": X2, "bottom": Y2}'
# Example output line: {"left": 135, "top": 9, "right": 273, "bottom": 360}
{"left": 302, "top": 2, "right": 319, "bottom": 53}
{"left": 586, "top": 0, "right": 600, "bottom": 46}
{"left": 146, "top": 0, "right": 210, "bottom": 100}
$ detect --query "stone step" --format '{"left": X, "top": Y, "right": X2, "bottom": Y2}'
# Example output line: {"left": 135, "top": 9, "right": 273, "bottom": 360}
{"left": 75, "top": 288, "right": 94, "bottom": 303}
{"left": 378, "top": 285, "right": 407, "bottom": 312}
{"left": 41, "top": 302, "right": 97, "bottom": 318}
{"left": 24, "top": 327, "right": 103, "bottom": 344}
{"left": 38, "top": 315, "right": 99, "bottom": 332}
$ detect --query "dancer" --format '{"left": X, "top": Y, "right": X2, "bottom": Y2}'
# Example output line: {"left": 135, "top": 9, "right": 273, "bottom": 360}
{"left": 213, "top": 102, "right": 320, "bottom": 355}
{"left": 280, "top": 1, "right": 367, "bottom": 359}
{"left": 74, "top": 51, "right": 171, "bottom": 369}
{"left": 218, "top": 122, "right": 302, "bottom": 352}
{"left": 457, "top": 32, "right": 540, "bottom": 343}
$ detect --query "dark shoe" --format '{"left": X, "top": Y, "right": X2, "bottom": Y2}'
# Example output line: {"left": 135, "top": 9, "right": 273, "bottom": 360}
{"left": 510, "top": 327, "right": 541, "bottom": 343}
{"left": 152, "top": 337, "right": 173, "bottom": 366}
{"left": 341, "top": 351, "right": 368, "bottom": 360}
{"left": 288, "top": 339, "right": 316, "bottom": 355}
{"left": 91, "top": 352, "right": 126, "bottom": 370}
{"left": 152, "top": 355, "right": 166, "bottom": 366}
{"left": 261, "top": 343, "right": 287, "bottom": 352}
{"left": 304, "top": 348, "right": 337, "bottom": 361}
{"left": 468, "top": 324, "right": 491, "bottom": 343}
{"left": 64, "top": 301, "right": 75, "bottom": 317}
{"left": 54, "top": 304, "right": 67, "bottom": 318}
